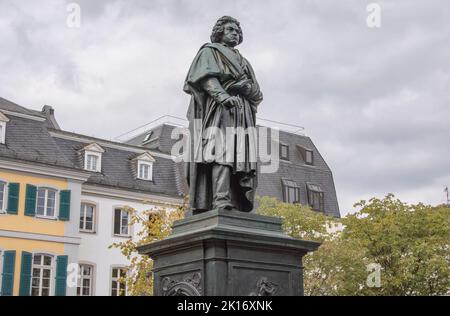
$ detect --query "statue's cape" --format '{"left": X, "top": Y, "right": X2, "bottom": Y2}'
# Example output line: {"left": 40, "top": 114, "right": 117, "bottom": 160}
{"left": 182, "top": 43, "right": 261, "bottom": 214}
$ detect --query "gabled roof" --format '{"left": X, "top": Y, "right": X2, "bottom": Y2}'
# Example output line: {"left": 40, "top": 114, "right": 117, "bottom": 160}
{"left": 0, "top": 97, "right": 46, "bottom": 118}
{"left": 81, "top": 142, "right": 105, "bottom": 153}
{"left": 0, "top": 111, "right": 10, "bottom": 122}
{"left": 132, "top": 152, "right": 156, "bottom": 162}
{"left": 0, "top": 97, "right": 184, "bottom": 199}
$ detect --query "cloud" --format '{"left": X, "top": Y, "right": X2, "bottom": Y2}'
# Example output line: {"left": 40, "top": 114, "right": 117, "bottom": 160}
{"left": 0, "top": 0, "right": 449, "bottom": 214}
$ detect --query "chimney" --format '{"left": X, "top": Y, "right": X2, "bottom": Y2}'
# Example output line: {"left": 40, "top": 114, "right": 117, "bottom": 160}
{"left": 42, "top": 105, "right": 61, "bottom": 130}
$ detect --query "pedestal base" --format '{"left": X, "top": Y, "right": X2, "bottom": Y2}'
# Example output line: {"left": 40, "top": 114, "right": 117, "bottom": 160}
{"left": 138, "top": 210, "right": 320, "bottom": 296}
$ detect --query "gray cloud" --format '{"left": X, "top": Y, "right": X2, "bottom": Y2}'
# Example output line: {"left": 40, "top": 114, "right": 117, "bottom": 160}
{"left": 1, "top": 0, "right": 449, "bottom": 214}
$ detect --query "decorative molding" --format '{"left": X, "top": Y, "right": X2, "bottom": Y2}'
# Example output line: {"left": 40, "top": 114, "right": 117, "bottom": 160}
{"left": 0, "top": 158, "right": 91, "bottom": 182}
{"left": 0, "top": 111, "right": 10, "bottom": 122}
{"left": 81, "top": 184, "right": 183, "bottom": 206}
{"left": 81, "top": 142, "right": 105, "bottom": 153}
{"left": 0, "top": 229, "right": 81, "bottom": 245}
{"left": 49, "top": 130, "right": 175, "bottom": 159}
{"left": 161, "top": 272, "right": 202, "bottom": 296}
{"left": 0, "top": 109, "right": 46, "bottom": 122}
{"left": 249, "top": 277, "right": 278, "bottom": 296}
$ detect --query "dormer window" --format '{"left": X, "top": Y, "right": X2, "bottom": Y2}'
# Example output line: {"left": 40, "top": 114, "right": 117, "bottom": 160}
{"left": 297, "top": 145, "right": 314, "bottom": 165}
{"left": 0, "top": 112, "right": 10, "bottom": 144}
{"left": 133, "top": 152, "right": 155, "bottom": 181}
{"left": 142, "top": 131, "right": 153, "bottom": 145}
{"left": 86, "top": 154, "right": 99, "bottom": 171}
{"left": 138, "top": 162, "right": 152, "bottom": 180}
{"left": 81, "top": 143, "right": 105, "bottom": 172}
{"left": 280, "top": 143, "right": 289, "bottom": 161}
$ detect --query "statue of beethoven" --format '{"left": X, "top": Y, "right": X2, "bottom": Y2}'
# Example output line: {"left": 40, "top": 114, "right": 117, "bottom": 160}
{"left": 183, "top": 16, "right": 263, "bottom": 214}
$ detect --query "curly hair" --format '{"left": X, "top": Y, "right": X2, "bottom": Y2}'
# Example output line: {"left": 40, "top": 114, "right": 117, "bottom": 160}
{"left": 210, "top": 16, "right": 243, "bottom": 45}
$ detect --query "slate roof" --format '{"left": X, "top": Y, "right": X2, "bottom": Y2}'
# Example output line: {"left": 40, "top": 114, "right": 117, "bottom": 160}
{"left": 52, "top": 133, "right": 183, "bottom": 197}
{"left": 0, "top": 101, "right": 76, "bottom": 170}
{"left": 129, "top": 123, "right": 341, "bottom": 217}
{"left": 0, "top": 97, "right": 183, "bottom": 199}
{"left": 256, "top": 130, "right": 340, "bottom": 217}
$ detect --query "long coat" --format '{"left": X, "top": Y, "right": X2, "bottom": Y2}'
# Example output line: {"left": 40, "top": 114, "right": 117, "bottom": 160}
{"left": 183, "top": 42, "right": 263, "bottom": 213}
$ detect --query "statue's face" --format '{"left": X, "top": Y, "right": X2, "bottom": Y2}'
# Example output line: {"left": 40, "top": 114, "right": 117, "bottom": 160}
{"left": 221, "top": 22, "right": 240, "bottom": 47}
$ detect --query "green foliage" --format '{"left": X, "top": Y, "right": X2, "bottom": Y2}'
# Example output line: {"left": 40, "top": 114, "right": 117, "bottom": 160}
{"left": 109, "top": 203, "right": 185, "bottom": 296}
{"left": 256, "top": 195, "right": 450, "bottom": 296}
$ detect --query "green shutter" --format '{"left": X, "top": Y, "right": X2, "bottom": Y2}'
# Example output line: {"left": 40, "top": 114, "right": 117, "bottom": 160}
{"left": 6, "top": 183, "right": 20, "bottom": 214}
{"left": 1, "top": 250, "right": 16, "bottom": 296}
{"left": 19, "top": 251, "right": 32, "bottom": 296}
{"left": 55, "top": 255, "right": 68, "bottom": 296}
{"left": 58, "top": 190, "right": 71, "bottom": 221}
{"left": 24, "top": 184, "right": 37, "bottom": 217}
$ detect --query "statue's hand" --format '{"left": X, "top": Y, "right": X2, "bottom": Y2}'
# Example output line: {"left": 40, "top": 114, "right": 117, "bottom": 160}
{"left": 223, "top": 96, "right": 241, "bottom": 108}
{"left": 229, "top": 79, "right": 252, "bottom": 95}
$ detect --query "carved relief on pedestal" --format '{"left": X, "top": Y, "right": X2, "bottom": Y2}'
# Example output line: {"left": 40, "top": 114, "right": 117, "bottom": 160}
{"left": 249, "top": 277, "right": 278, "bottom": 296}
{"left": 161, "top": 272, "right": 202, "bottom": 296}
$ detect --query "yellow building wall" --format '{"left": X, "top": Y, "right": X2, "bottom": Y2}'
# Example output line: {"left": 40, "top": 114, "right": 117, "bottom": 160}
{"left": 0, "top": 237, "right": 65, "bottom": 296}
{"left": 0, "top": 170, "right": 67, "bottom": 236}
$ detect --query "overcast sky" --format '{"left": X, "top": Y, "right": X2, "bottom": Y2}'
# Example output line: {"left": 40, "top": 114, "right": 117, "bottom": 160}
{"left": 1, "top": 0, "right": 449, "bottom": 215}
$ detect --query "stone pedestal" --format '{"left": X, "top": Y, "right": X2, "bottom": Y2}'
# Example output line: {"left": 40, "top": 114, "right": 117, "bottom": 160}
{"left": 137, "top": 210, "right": 320, "bottom": 296}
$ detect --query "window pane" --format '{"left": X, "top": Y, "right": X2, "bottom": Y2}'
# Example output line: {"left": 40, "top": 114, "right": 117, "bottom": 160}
{"left": 42, "top": 278, "right": 50, "bottom": 288}
{"left": 83, "top": 266, "right": 91, "bottom": 276}
{"left": 114, "top": 209, "right": 121, "bottom": 234}
{"left": 37, "top": 190, "right": 46, "bottom": 215}
{"left": 306, "top": 150, "right": 313, "bottom": 164}
{"left": 43, "top": 269, "right": 51, "bottom": 278}
{"left": 31, "top": 288, "right": 40, "bottom": 296}
{"left": 0, "top": 182, "right": 5, "bottom": 210}
{"left": 33, "top": 255, "right": 42, "bottom": 265}
{"left": 41, "top": 288, "right": 49, "bottom": 296}
{"left": 86, "top": 205, "right": 93, "bottom": 220}
{"left": 85, "top": 221, "right": 93, "bottom": 231}
{"left": 92, "top": 156, "right": 97, "bottom": 170}
{"left": 32, "top": 277, "right": 40, "bottom": 287}
{"left": 43, "top": 256, "right": 52, "bottom": 266}
{"left": 121, "top": 211, "right": 129, "bottom": 235}
{"left": 112, "top": 268, "right": 118, "bottom": 278}
{"left": 83, "top": 286, "right": 90, "bottom": 296}
{"left": 80, "top": 204, "right": 85, "bottom": 229}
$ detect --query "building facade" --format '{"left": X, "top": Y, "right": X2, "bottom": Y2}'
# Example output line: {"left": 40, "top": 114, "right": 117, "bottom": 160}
{"left": 126, "top": 121, "right": 340, "bottom": 217}
{"left": 0, "top": 98, "right": 184, "bottom": 296}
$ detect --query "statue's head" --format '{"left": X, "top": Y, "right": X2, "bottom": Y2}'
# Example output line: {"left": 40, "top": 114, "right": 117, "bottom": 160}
{"left": 210, "top": 16, "right": 243, "bottom": 47}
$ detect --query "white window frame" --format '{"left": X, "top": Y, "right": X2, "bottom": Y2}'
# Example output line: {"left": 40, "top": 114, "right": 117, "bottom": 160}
{"left": 0, "top": 180, "right": 7, "bottom": 213}
{"left": 35, "top": 187, "right": 58, "bottom": 219}
{"left": 0, "top": 121, "right": 6, "bottom": 144}
{"left": 79, "top": 202, "right": 96, "bottom": 233}
{"left": 137, "top": 161, "right": 153, "bottom": 181}
{"left": 31, "top": 253, "right": 54, "bottom": 297}
{"left": 113, "top": 208, "right": 131, "bottom": 237}
{"left": 110, "top": 266, "right": 128, "bottom": 296}
{"left": 84, "top": 151, "right": 102, "bottom": 172}
{"left": 77, "top": 263, "right": 95, "bottom": 296}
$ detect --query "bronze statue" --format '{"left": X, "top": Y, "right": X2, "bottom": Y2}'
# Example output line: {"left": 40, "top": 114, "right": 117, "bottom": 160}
{"left": 183, "top": 16, "right": 263, "bottom": 214}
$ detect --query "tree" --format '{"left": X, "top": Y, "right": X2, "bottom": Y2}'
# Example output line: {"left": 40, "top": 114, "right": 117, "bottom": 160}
{"left": 256, "top": 194, "right": 450, "bottom": 296}
{"left": 109, "top": 204, "right": 185, "bottom": 296}
{"left": 113, "top": 195, "right": 449, "bottom": 296}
